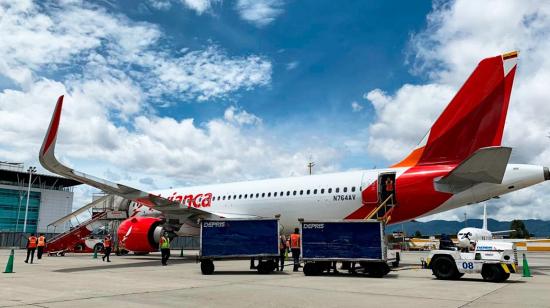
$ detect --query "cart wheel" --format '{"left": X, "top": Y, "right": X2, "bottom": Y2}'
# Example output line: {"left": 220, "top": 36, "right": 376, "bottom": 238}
{"left": 481, "top": 264, "right": 504, "bottom": 282}
{"left": 364, "top": 263, "right": 388, "bottom": 278}
{"left": 257, "top": 261, "right": 272, "bottom": 274}
{"left": 201, "top": 260, "right": 215, "bottom": 275}
{"left": 303, "top": 263, "right": 319, "bottom": 276}
{"left": 431, "top": 256, "right": 460, "bottom": 280}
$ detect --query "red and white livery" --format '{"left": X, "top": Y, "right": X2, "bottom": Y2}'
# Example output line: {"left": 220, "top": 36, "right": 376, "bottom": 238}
{"left": 39, "top": 52, "right": 549, "bottom": 253}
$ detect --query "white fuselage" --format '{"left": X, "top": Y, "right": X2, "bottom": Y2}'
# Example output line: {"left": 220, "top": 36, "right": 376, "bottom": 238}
{"left": 128, "top": 164, "right": 546, "bottom": 235}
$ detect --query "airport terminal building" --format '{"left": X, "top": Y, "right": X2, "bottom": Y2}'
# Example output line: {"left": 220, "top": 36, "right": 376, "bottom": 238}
{"left": 0, "top": 163, "right": 81, "bottom": 233}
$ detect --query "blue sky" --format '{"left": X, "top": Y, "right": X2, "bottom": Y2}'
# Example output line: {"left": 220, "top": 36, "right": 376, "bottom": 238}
{"left": 95, "top": 0, "right": 432, "bottom": 169}
{"left": 3, "top": 1, "right": 550, "bottom": 221}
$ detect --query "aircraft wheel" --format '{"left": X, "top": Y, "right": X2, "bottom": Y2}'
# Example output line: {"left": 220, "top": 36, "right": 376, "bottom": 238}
{"left": 432, "top": 256, "right": 460, "bottom": 280}
{"left": 201, "top": 260, "right": 215, "bottom": 275}
{"left": 481, "top": 264, "right": 504, "bottom": 282}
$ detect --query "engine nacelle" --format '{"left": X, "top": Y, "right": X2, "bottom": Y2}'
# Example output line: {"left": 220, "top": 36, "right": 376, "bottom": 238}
{"left": 117, "top": 216, "right": 163, "bottom": 253}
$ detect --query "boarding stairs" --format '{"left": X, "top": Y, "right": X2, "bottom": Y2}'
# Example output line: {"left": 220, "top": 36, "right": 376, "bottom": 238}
{"left": 45, "top": 194, "right": 128, "bottom": 253}
{"left": 364, "top": 194, "right": 396, "bottom": 224}
{"left": 45, "top": 211, "right": 108, "bottom": 253}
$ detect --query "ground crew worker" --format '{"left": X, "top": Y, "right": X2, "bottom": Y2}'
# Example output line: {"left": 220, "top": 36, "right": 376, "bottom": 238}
{"left": 37, "top": 233, "right": 46, "bottom": 260}
{"left": 102, "top": 234, "right": 112, "bottom": 262}
{"left": 385, "top": 177, "right": 394, "bottom": 205}
{"left": 160, "top": 231, "right": 171, "bottom": 266}
{"left": 25, "top": 233, "right": 38, "bottom": 264}
{"left": 277, "top": 234, "right": 287, "bottom": 271}
{"left": 290, "top": 228, "right": 301, "bottom": 272}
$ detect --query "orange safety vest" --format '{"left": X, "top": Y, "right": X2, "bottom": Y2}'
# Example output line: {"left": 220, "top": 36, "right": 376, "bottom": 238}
{"left": 385, "top": 180, "right": 394, "bottom": 192}
{"left": 28, "top": 236, "right": 37, "bottom": 248}
{"left": 104, "top": 238, "right": 112, "bottom": 248}
{"left": 37, "top": 236, "right": 46, "bottom": 247}
{"left": 290, "top": 233, "right": 300, "bottom": 249}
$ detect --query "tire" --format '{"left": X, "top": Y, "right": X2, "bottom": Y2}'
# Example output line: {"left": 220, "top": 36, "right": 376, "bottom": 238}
{"left": 481, "top": 264, "right": 504, "bottom": 282}
{"left": 257, "top": 261, "right": 271, "bottom": 274}
{"left": 303, "top": 263, "right": 319, "bottom": 276}
{"left": 201, "top": 260, "right": 215, "bottom": 275}
{"left": 264, "top": 260, "right": 276, "bottom": 273}
{"left": 74, "top": 244, "right": 84, "bottom": 252}
{"left": 364, "top": 263, "right": 388, "bottom": 278}
{"left": 432, "top": 256, "right": 460, "bottom": 280}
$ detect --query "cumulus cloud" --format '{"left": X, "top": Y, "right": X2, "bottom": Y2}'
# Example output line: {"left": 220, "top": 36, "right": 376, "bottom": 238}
{"left": 286, "top": 61, "right": 299, "bottom": 71}
{"left": 224, "top": 106, "right": 262, "bottom": 126}
{"left": 350, "top": 101, "right": 363, "bottom": 112}
{"left": 0, "top": 0, "right": 331, "bottom": 210}
{"left": 236, "top": 0, "right": 284, "bottom": 27}
{"left": 0, "top": 0, "right": 271, "bottom": 104}
{"left": 365, "top": 0, "right": 550, "bottom": 220}
{"left": 180, "top": 0, "right": 219, "bottom": 15}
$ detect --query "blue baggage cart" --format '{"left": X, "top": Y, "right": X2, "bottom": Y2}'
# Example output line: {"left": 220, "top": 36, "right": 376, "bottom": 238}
{"left": 199, "top": 218, "right": 280, "bottom": 275}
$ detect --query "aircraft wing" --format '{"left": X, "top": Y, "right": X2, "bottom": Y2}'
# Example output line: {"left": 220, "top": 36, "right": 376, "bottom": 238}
{"left": 39, "top": 96, "right": 214, "bottom": 219}
{"left": 434, "top": 146, "right": 512, "bottom": 194}
{"left": 492, "top": 230, "right": 515, "bottom": 234}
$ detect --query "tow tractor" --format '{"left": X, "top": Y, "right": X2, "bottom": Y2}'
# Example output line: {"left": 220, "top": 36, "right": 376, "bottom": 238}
{"left": 427, "top": 240, "right": 518, "bottom": 282}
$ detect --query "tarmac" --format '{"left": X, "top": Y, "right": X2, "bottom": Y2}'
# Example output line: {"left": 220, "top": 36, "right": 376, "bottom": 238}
{"left": 1, "top": 249, "right": 549, "bottom": 307}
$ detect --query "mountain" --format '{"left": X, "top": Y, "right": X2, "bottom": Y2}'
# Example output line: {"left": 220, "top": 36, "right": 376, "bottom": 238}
{"left": 386, "top": 219, "right": 550, "bottom": 237}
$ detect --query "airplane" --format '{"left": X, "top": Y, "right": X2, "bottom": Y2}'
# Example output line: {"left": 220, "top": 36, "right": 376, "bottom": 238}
{"left": 457, "top": 204, "right": 514, "bottom": 248}
{"left": 39, "top": 51, "right": 550, "bottom": 253}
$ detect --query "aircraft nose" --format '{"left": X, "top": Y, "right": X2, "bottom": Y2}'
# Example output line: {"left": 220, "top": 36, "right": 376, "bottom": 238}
{"left": 545, "top": 167, "right": 550, "bottom": 181}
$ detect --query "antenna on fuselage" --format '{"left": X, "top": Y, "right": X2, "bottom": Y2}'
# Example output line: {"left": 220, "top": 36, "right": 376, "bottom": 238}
{"left": 307, "top": 155, "right": 315, "bottom": 175}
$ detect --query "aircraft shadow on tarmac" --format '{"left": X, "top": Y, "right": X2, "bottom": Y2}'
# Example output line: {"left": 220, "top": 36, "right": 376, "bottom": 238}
{"left": 53, "top": 258, "right": 196, "bottom": 273}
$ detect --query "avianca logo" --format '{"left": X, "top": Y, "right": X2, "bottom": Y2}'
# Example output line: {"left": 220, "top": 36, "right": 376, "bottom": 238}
{"left": 165, "top": 192, "right": 213, "bottom": 208}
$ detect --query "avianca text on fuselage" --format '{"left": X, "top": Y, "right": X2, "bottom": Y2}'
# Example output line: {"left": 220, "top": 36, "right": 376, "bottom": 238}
{"left": 165, "top": 192, "right": 213, "bottom": 208}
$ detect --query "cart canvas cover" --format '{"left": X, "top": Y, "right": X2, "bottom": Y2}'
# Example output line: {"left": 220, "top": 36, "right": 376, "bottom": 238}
{"left": 201, "top": 219, "right": 279, "bottom": 257}
{"left": 301, "top": 221, "right": 384, "bottom": 259}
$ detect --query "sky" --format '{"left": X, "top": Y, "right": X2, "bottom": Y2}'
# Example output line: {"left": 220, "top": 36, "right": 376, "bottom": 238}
{"left": 1, "top": 0, "right": 550, "bottom": 222}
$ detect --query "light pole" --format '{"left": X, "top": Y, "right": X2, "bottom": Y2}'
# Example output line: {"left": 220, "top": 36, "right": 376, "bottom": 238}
{"left": 23, "top": 166, "right": 37, "bottom": 233}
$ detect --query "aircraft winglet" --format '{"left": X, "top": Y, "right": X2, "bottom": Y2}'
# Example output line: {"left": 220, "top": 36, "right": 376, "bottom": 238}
{"left": 38, "top": 96, "right": 212, "bottom": 218}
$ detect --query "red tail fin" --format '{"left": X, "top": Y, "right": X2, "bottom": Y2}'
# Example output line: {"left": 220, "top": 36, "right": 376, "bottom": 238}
{"left": 393, "top": 51, "right": 518, "bottom": 167}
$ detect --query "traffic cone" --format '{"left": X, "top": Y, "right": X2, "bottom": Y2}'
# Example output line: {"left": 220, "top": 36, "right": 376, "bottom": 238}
{"left": 3, "top": 249, "right": 15, "bottom": 274}
{"left": 93, "top": 247, "right": 98, "bottom": 259}
{"left": 522, "top": 253, "right": 532, "bottom": 277}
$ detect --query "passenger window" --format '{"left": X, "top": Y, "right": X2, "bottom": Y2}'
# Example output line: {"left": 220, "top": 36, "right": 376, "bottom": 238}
{"left": 262, "top": 193, "right": 265, "bottom": 197}
{"left": 280, "top": 191, "right": 284, "bottom": 196}
{"left": 217, "top": 196, "right": 220, "bottom": 201}
{"left": 274, "top": 192, "right": 277, "bottom": 197}
{"left": 228, "top": 196, "right": 231, "bottom": 200}
{"left": 239, "top": 195, "right": 242, "bottom": 199}
{"left": 268, "top": 192, "right": 271, "bottom": 197}
{"left": 321, "top": 188, "right": 325, "bottom": 194}
{"left": 314, "top": 189, "right": 317, "bottom": 194}
{"left": 300, "top": 190, "right": 303, "bottom": 195}
{"left": 351, "top": 187, "right": 356, "bottom": 192}
{"left": 336, "top": 188, "right": 339, "bottom": 193}
{"left": 328, "top": 188, "right": 332, "bottom": 193}
{"left": 256, "top": 193, "right": 259, "bottom": 198}
{"left": 287, "top": 191, "right": 290, "bottom": 196}
{"left": 293, "top": 191, "right": 297, "bottom": 195}
{"left": 306, "top": 189, "right": 310, "bottom": 195}
{"left": 343, "top": 187, "right": 347, "bottom": 193}
{"left": 233, "top": 195, "right": 236, "bottom": 199}
{"left": 244, "top": 194, "right": 247, "bottom": 199}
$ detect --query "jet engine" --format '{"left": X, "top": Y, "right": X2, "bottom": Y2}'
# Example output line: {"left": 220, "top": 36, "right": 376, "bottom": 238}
{"left": 117, "top": 217, "right": 163, "bottom": 253}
